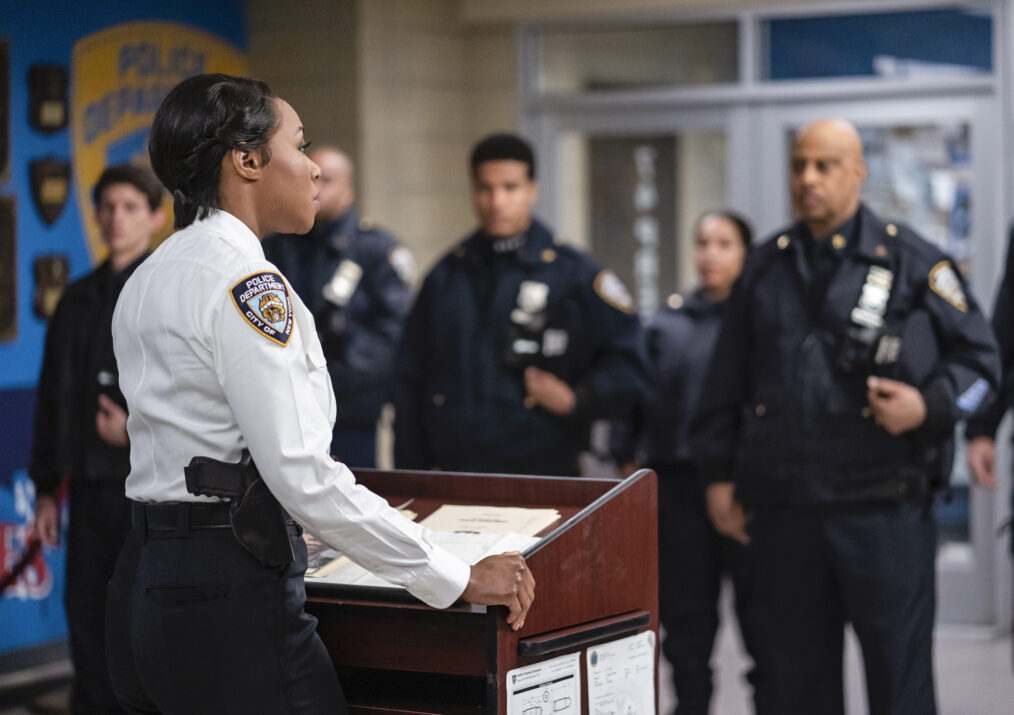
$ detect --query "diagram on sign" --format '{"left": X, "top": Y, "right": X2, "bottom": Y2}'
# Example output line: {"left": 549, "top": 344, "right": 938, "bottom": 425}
{"left": 506, "top": 652, "right": 581, "bottom": 715}
{"left": 586, "top": 631, "right": 656, "bottom": 715}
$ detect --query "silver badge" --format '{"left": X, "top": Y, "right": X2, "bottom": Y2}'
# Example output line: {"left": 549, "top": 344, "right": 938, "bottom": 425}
{"left": 850, "top": 266, "right": 894, "bottom": 330}
{"left": 518, "top": 281, "right": 549, "bottom": 313}
{"left": 322, "top": 260, "right": 363, "bottom": 307}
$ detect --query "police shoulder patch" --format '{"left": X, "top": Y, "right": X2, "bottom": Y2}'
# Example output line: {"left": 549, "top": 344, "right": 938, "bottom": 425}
{"left": 230, "top": 271, "right": 294, "bottom": 346}
{"left": 593, "top": 269, "right": 635, "bottom": 314}
{"left": 388, "top": 245, "right": 417, "bottom": 286}
{"left": 928, "top": 261, "right": 968, "bottom": 313}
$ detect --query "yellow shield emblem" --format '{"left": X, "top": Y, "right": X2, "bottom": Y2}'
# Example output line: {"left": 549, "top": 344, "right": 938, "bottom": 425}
{"left": 72, "top": 22, "right": 245, "bottom": 263}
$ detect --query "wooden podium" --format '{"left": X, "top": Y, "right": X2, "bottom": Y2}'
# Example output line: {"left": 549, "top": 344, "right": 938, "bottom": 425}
{"left": 305, "top": 468, "right": 658, "bottom": 714}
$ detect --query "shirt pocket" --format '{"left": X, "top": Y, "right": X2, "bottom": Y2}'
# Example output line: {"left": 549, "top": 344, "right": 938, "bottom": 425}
{"left": 305, "top": 342, "right": 336, "bottom": 427}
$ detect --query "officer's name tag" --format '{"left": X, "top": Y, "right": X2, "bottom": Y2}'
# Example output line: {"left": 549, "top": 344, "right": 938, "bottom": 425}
{"left": 230, "top": 271, "right": 293, "bottom": 346}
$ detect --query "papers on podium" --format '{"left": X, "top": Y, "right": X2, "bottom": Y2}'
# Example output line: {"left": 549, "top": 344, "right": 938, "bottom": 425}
{"left": 307, "top": 530, "right": 541, "bottom": 588}
{"left": 306, "top": 504, "right": 558, "bottom": 587}
{"left": 418, "top": 504, "right": 560, "bottom": 536}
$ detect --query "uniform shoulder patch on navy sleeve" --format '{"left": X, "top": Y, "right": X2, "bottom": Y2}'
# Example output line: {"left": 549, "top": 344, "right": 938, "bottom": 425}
{"left": 928, "top": 261, "right": 968, "bottom": 313}
{"left": 387, "top": 245, "right": 417, "bottom": 286}
{"left": 230, "top": 271, "right": 294, "bottom": 346}
{"left": 593, "top": 269, "right": 635, "bottom": 314}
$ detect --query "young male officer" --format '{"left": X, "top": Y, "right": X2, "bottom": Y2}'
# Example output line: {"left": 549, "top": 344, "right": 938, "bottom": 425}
{"left": 31, "top": 164, "right": 164, "bottom": 713}
{"left": 394, "top": 133, "right": 646, "bottom": 476}
{"left": 692, "top": 119, "right": 999, "bottom": 715}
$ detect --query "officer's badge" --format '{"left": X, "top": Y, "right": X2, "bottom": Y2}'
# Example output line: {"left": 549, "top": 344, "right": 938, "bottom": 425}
{"left": 388, "top": 246, "right": 417, "bottom": 286}
{"left": 323, "top": 259, "right": 362, "bottom": 307}
{"left": 928, "top": 261, "right": 968, "bottom": 313}
{"left": 230, "top": 271, "right": 293, "bottom": 346}
{"left": 518, "top": 281, "right": 549, "bottom": 313}
{"left": 594, "top": 270, "right": 634, "bottom": 314}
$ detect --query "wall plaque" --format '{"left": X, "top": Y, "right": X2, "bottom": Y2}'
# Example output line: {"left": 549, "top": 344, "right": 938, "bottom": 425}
{"left": 0, "top": 197, "right": 16, "bottom": 341}
{"left": 0, "top": 39, "right": 9, "bottom": 181}
{"left": 29, "top": 63, "right": 68, "bottom": 133}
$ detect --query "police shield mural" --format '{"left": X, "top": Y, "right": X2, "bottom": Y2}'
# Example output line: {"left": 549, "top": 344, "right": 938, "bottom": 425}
{"left": 72, "top": 22, "right": 245, "bottom": 263}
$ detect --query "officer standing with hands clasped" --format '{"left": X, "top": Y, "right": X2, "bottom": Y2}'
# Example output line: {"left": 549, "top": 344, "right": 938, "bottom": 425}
{"left": 263, "top": 146, "right": 415, "bottom": 466}
{"left": 104, "top": 74, "right": 534, "bottom": 714}
{"left": 692, "top": 118, "right": 999, "bottom": 714}
{"left": 394, "top": 133, "right": 646, "bottom": 476}
{"left": 612, "top": 210, "right": 756, "bottom": 715}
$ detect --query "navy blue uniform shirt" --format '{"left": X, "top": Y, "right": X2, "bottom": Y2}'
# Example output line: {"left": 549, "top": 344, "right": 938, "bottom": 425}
{"left": 264, "top": 209, "right": 413, "bottom": 428}
{"left": 30, "top": 253, "right": 149, "bottom": 494}
{"left": 613, "top": 290, "right": 726, "bottom": 469}
{"left": 691, "top": 204, "right": 1000, "bottom": 507}
{"left": 394, "top": 219, "right": 647, "bottom": 476}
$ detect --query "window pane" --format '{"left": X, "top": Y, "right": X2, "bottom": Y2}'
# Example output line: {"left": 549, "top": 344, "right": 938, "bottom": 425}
{"left": 537, "top": 23, "right": 738, "bottom": 93}
{"left": 766, "top": 7, "right": 992, "bottom": 81}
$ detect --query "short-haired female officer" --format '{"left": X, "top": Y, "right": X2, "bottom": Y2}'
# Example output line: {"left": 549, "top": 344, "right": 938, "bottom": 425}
{"left": 105, "top": 73, "right": 534, "bottom": 714}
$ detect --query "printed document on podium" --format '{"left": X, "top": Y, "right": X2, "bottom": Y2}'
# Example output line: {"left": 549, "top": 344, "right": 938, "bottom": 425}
{"left": 506, "top": 651, "right": 580, "bottom": 715}
{"left": 419, "top": 504, "right": 560, "bottom": 536}
{"left": 307, "top": 531, "right": 541, "bottom": 588}
{"left": 586, "top": 630, "right": 656, "bottom": 715}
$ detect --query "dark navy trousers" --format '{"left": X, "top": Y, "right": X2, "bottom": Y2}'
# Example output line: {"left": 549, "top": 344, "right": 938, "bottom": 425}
{"left": 105, "top": 508, "right": 345, "bottom": 714}
{"left": 656, "top": 465, "right": 756, "bottom": 715}
{"left": 744, "top": 501, "right": 937, "bottom": 715}
{"left": 65, "top": 480, "right": 131, "bottom": 714}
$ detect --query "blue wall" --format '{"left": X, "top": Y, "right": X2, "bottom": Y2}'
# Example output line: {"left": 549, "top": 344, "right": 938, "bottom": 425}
{"left": 0, "top": 0, "right": 245, "bottom": 657}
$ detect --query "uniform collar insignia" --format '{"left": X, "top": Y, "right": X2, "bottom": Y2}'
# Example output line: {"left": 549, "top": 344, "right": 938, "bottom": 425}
{"left": 853, "top": 204, "right": 894, "bottom": 264}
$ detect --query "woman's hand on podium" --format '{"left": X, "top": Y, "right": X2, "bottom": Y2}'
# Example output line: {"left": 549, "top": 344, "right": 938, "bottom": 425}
{"left": 462, "top": 551, "right": 535, "bottom": 631}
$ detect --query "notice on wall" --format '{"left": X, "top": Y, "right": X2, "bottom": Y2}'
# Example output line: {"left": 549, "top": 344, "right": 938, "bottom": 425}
{"left": 506, "top": 652, "right": 581, "bottom": 715}
{"left": 586, "top": 630, "right": 656, "bottom": 715}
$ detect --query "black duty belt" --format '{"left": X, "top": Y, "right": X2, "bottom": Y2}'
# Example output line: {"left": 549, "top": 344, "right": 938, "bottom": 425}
{"left": 132, "top": 501, "right": 232, "bottom": 535}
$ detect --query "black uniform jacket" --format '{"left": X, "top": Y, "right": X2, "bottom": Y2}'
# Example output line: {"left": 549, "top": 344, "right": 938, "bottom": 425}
{"left": 613, "top": 290, "right": 726, "bottom": 469}
{"left": 264, "top": 209, "right": 412, "bottom": 428}
{"left": 967, "top": 226, "right": 1014, "bottom": 442}
{"left": 30, "top": 254, "right": 148, "bottom": 495}
{"left": 394, "top": 219, "right": 647, "bottom": 476}
{"left": 691, "top": 205, "right": 999, "bottom": 507}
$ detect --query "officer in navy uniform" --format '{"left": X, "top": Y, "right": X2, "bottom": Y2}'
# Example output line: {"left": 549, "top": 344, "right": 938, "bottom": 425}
{"left": 612, "top": 210, "right": 755, "bottom": 715}
{"left": 31, "top": 165, "right": 164, "bottom": 714}
{"left": 263, "top": 146, "right": 414, "bottom": 466}
{"left": 691, "top": 119, "right": 999, "bottom": 715}
{"left": 394, "top": 133, "right": 646, "bottom": 476}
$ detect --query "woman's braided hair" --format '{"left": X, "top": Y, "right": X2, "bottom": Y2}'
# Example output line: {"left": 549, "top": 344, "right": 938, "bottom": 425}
{"left": 149, "top": 74, "right": 279, "bottom": 229}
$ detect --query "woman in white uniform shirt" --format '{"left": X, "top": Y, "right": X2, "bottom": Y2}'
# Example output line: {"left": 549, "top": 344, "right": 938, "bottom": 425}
{"left": 105, "top": 73, "right": 534, "bottom": 714}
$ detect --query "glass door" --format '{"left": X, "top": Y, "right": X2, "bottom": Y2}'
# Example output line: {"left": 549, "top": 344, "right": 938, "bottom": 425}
{"left": 529, "top": 107, "right": 738, "bottom": 322}
{"left": 757, "top": 95, "right": 1008, "bottom": 626}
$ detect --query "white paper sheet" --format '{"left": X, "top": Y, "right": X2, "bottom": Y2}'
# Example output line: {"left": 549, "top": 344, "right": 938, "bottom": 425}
{"left": 506, "top": 651, "right": 581, "bottom": 715}
{"left": 307, "top": 531, "right": 541, "bottom": 588}
{"left": 586, "top": 631, "right": 656, "bottom": 715}
{"left": 419, "top": 504, "right": 561, "bottom": 536}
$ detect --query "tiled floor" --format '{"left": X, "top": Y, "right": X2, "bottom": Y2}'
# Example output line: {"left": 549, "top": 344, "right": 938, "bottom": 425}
{"left": 659, "top": 588, "right": 1014, "bottom": 715}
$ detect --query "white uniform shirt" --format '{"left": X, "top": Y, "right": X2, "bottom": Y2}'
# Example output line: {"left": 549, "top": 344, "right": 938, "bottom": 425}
{"left": 112, "top": 209, "right": 469, "bottom": 609}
